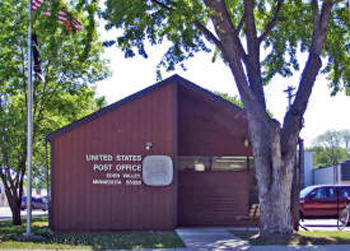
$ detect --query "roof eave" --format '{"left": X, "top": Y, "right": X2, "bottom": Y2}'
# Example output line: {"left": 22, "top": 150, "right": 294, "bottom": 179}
{"left": 47, "top": 74, "right": 245, "bottom": 141}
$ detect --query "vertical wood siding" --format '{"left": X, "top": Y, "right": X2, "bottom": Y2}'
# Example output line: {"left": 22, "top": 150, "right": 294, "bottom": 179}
{"left": 177, "top": 84, "right": 255, "bottom": 226}
{"left": 52, "top": 84, "right": 176, "bottom": 231}
{"left": 51, "top": 76, "right": 256, "bottom": 231}
{"left": 178, "top": 171, "right": 253, "bottom": 226}
{"left": 178, "top": 84, "right": 251, "bottom": 156}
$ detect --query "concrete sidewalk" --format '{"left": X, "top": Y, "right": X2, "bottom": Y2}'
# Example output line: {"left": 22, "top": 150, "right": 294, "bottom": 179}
{"left": 176, "top": 228, "right": 250, "bottom": 250}
{"left": 175, "top": 227, "right": 350, "bottom": 251}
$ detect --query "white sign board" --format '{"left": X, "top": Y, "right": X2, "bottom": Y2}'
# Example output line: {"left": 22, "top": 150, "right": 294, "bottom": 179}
{"left": 142, "top": 155, "right": 173, "bottom": 186}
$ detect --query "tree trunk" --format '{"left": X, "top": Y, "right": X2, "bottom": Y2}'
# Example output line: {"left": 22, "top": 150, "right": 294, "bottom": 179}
{"left": 6, "top": 193, "right": 22, "bottom": 225}
{"left": 248, "top": 115, "right": 295, "bottom": 239}
{"left": 11, "top": 202, "right": 22, "bottom": 225}
{"left": 257, "top": 160, "right": 294, "bottom": 238}
{"left": 2, "top": 175, "right": 23, "bottom": 225}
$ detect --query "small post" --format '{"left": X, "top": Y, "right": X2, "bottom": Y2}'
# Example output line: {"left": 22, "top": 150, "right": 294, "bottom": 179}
{"left": 45, "top": 140, "right": 49, "bottom": 200}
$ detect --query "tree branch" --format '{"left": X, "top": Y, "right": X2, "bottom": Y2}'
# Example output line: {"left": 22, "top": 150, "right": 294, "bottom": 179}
{"left": 237, "top": 12, "right": 245, "bottom": 34}
{"left": 153, "top": 0, "right": 228, "bottom": 56}
{"left": 194, "top": 21, "right": 224, "bottom": 52}
{"left": 151, "top": 0, "right": 247, "bottom": 69}
{"left": 222, "top": 1, "right": 248, "bottom": 62}
{"left": 244, "top": 0, "right": 259, "bottom": 52}
{"left": 202, "top": 0, "right": 257, "bottom": 108}
{"left": 334, "top": 0, "right": 346, "bottom": 4}
{"left": 258, "top": 0, "right": 283, "bottom": 44}
{"left": 281, "top": 0, "right": 335, "bottom": 155}
{"left": 222, "top": 1, "right": 241, "bottom": 34}
{"left": 7, "top": 170, "right": 15, "bottom": 192}
{"left": 310, "top": 0, "right": 333, "bottom": 55}
{"left": 0, "top": 126, "right": 15, "bottom": 194}
{"left": 150, "top": 0, "right": 172, "bottom": 11}
{"left": 244, "top": 0, "right": 266, "bottom": 108}
{"left": 0, "top": 167, "right": 13, "bottom": 201}
{"left": 312, "top": 0, "right": 320, "bottom": 31}
{"left": 319, "top": 1, "right": 334, "bottom": 35}
{"left": 150, "top": 0, "right": 224, "bottom": 54}
{"left": 204, "top": 0, "right": 249, "bottom": 61}
{"left": 18, "top": 159, "right": 26, "bottom": 196}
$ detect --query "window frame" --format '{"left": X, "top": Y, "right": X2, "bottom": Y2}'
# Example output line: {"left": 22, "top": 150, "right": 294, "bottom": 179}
{"left": 178, "top": 155, "right": 253, "bottom": 172}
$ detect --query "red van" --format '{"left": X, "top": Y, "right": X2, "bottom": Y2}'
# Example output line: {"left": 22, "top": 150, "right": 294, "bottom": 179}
{"left": 299, "top": 185, "right": 350, "bottom": 218}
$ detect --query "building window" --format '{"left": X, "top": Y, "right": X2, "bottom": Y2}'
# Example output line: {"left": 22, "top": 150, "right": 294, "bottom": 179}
{"left": 178, "top": 156, "right": 252, "bottom": 172}
{"left": 212, "top": 156, "right": 248, "bottom": 171}
{"left": 178, "top": 156, "right": 210, "bottom": 171}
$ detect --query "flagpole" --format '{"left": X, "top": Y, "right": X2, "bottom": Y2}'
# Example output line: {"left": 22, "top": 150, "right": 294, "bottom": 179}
{"left": 26, "top": 0, "right": 33, "bottom": 236}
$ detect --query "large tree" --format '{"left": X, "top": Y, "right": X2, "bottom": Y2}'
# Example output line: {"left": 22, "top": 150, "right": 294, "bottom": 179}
{"left": 103, "top": 0, "right": 349, "bottom": 238}
{"left": 0, "top": 0, "right": 108, "bottom": 225}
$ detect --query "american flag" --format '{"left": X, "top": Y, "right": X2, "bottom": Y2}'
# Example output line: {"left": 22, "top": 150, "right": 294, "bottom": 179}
{"left": 44, "top": 9, "right": 82, "bottom": 32}
{"left": 32, "top": 0, "right": 43, "bottom": 11}
{"left": 32, "top": 0, "right": 82, "bottom": 32}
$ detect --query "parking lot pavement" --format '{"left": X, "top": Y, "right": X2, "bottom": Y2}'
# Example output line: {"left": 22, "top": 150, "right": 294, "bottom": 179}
{"left": 300, "top": 218, "right": 350, "bottom": 231}
{"left": 0, "top": 206, "right": 47, "bottom": 221}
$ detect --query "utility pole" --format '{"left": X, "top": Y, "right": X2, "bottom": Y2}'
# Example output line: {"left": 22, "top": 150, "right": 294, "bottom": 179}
{"left": 284, "top": 86, "right": 296, "bottom": 110}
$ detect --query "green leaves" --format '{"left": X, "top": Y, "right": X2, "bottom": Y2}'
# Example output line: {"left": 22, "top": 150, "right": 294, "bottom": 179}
{"left": 0, "top": 0, "right": 109, "bottom": 186}
{"left": 103, "top": 0, "right": 349, "bottom": 96}
{"left": 103, "top": 0, "right": 210, "bottom": 73}
{"left": 309, "top": 130, "right": 350, "bottom": 167}
{"left": 214, "top": 91, "right": 243, "bottom": 108}
{"left": 322, "top": 3, "right": 350, "bottom": 95}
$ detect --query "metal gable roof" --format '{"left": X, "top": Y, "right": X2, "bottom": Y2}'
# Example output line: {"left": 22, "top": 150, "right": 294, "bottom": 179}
{"left": 47, "top": 74, "right": 245, "bottom": 141}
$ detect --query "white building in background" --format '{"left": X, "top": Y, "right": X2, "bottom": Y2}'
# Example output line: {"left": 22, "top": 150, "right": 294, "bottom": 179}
{"left": 0, "top": 181, "right": 8, "bottom": 206}
{"left": 313, "top": 166, "right": 341, "bottom": 185}
{"left": 302, "top": 151, "right": 314, "bottom": 187}
{"left": 300, "top": 152, "right": 350, "bottom": 187}
{"left": 313, "top": 160, "right": 350, "bottom": 185}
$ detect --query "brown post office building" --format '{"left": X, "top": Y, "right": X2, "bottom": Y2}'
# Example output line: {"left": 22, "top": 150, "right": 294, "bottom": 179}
{"left": 47, "top": 75, "right": 258, "bottom": 232}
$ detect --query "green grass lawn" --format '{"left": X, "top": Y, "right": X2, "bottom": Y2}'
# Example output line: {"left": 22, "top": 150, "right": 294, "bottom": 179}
{"left": 0, "top": 218, "right": 184, "bottom": 250}
{"left": 231, "top": 230, "right": 350, "bottom": 246}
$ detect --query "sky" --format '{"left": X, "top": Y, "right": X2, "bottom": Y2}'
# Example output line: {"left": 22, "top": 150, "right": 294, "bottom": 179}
{"left": 95, "top": 26, "right": 350, "bottom": 148}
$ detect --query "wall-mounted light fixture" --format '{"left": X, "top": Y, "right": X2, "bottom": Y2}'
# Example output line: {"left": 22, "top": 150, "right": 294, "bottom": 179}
{"left": 244, "top": 138, "right": 249, "bottom": 148}
{"left": 145, "top": 142, "right": 153, "bottom": 150}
